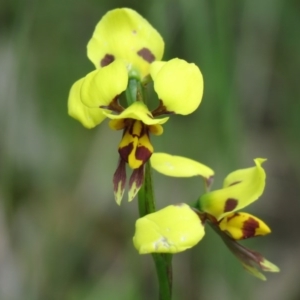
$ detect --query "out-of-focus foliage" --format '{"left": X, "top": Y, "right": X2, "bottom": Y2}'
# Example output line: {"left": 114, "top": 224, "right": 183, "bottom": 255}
{"left": 0, "top": 0, "right": 299, "bottom": 299}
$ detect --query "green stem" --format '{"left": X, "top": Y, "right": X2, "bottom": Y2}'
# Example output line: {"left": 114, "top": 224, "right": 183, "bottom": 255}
{"left": 126, "top": 78, "right": 138, "bottom": 106}
{"left": 138, "top": 162, "right": 173, "bottom": 300}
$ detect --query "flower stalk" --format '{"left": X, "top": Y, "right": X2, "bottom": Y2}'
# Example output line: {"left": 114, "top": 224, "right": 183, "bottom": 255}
{"left": 138, "top": 162, "right": 173, "bottom": 299}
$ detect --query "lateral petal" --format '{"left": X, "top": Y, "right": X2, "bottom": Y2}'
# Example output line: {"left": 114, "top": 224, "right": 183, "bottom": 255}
{"left": 68, "top": 78, "right": 106, "bottom": 128}
{"left": 199, "top": 158, "right": 266, "bottom": 220}
{"left": 80, "top": 59, "right": 128, "bottom": 108}
{"left": 150, "top": 58, "right": 203, "bottom": 115}
{"left": 133, "top": 204, "right": 205, "bottom": 254}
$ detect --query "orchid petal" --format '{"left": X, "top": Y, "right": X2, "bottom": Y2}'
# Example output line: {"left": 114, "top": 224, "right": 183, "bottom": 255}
{"left": 199, "top": 159, "right": 266, "bottom": 220}
{"left": 103, "top": 102, "right": 169, "bottom": 125}
{"left": 68, "top": 78, "right": 106, "bottom": 128}
{"left": 80, "top": 59, "right": 128, "bottom": 108}
{"left": 133, "top": 204, "right": 205, "bottom": 254}
{"left": 150, "top": 58, "right": 203, "bottom": 115}
{"left": 150, "top": 153, "right": 214, "bottom": 180}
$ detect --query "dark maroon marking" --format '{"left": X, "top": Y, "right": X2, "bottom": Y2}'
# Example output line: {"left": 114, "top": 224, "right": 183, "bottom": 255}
{"left": 129, "top": 165, "right": 144, "bottom": 191}
{"left": 151, "top": 100, "right": 175, "bottom": 117}
{"left": 119, "top": 142, "right": 134, "bottom": 162}
{"left": 100, "top": 96, "right": 124, "bottom": 113}
{"left": 113, "top": 159, "right": 127, "bottom": 192}
{"left": 135, "top": 146, "right": 152, "bottom": 163}
{"left": 242, "top": 217, "right": 260, "bottom": 239}
{"left": 224, "top": 198, "right": 238, "bottom": 212}
{"left": 228, "top": 181, "right": 242, "bottom": 187}
{"left": 100, "top": 54, "right": 115, "bottom": 67}
{"left": 137, "top": 48, "right": 155, "bottom": 63}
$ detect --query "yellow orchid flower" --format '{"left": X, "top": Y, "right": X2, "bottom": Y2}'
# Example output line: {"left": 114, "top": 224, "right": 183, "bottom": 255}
{"left": 151, "top": 155, "right": 269, "bottom": 239}
{"left": 146, "top": 155, "right": 279, "bottom": 279}
{"left": 68, "top": 8, "right": 204, "bottom": 205}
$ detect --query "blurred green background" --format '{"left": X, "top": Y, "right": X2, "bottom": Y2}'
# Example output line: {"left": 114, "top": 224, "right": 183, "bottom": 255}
{"left": 1, "top": 0, "right": 299, "bottom": 299}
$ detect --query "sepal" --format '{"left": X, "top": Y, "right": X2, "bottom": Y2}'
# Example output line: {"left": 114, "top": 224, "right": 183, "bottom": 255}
{"left": 113, "top": 159, "right": 127, "bottom": 205}
{"left": 150, "top": 153, "right": 214, "bottom": 180}
{"left": 87, "top": 8, "right": 164, "bottom": 79}
{"left": 128, "top": 166, "right": 144, "bottom": 202}
{"left": 216, "top": 224, "right": 279, "bottom": 280}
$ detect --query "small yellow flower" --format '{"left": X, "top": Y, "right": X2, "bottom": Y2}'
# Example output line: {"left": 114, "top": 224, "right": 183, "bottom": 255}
{"left": 68, "top": 9, "right": 204, "bottom": 205}
{"left": 147, "top": 155, "right": 279, "bottom": 279}
{"left": 152, "top": 156, "right": 270, "bottom": 239}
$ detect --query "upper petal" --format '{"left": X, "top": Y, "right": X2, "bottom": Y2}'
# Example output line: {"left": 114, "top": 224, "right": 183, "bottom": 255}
{"left": 199, "top": 158, "right": 266, "bottom": 220}
{"left": 103, "top": 101, "right": 169, "bottom": 125}
{"left": 150, "top": 58, "right": 203, "bottom": 115}
{"left": 87, "top": 8, "right": 164, "bottom": 78}
{"left": 81, "top": 59, "right": 128, "bottom": 108}
{"left": 68, "top": 78, "right": 106, "bottom": 128}
{"left": 133, "top": 204, "right": 205, "bottom": 254}
{"left": 150, "top": 153, "right": 214, "bottom": 180}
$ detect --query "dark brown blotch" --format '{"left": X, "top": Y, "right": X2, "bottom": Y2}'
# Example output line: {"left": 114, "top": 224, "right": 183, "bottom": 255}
{"left": 242, "top": 217, "right": 260, "bottom": 239}
{"left": 119, "top": 142, "right": 134, "bottom": 162}
{"left": 137, "top": 48, "right": 155, "bottom": 63}
{"left": 100, "top": 54, "right": 115, "bottom": 67}
{"left": 228, "top": 181, "right": 242, "bottom": 187}
{"left": 135, "top": 146, "right": 152, "bottom": 164}
{"left": 224, "top": 198, "right": 238, "bottom": 212}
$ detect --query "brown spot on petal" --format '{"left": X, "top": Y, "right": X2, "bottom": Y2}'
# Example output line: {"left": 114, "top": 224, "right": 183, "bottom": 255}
{"left": 137, "top": 48, "right": 155, "bottom": 63}
{"left": 100, "top": 96, "right": 124, "bottom": 113}
{"left": 242, "top": 217, "right": 260, "bottom": 239}
{"left": 100, "top": 54, "right": 115, "bottom": 67}
{"left": 224, "top": 198, "right": 238, "bottom": 212}
{"left": 152, "top": 100, "right": 175, "bottom": 117}
{"left": 135, "top": 146, "right": 152, "bottom": 164}
{"left": 119, "top": 142, "right": 134, "bottom": 163}
{"left": 229, "top": 181, "right": 242, "bottom": 186}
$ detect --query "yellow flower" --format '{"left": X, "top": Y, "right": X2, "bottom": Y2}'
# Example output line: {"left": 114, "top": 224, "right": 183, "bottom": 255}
{"left": 68, "top": 9, "right": 204, "bottom": 205}
{"left": 146, "top": 154, "right": 279, "bottom": 279}
{"left": 151, "top": 155, "right": 269, "bottom": 239}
